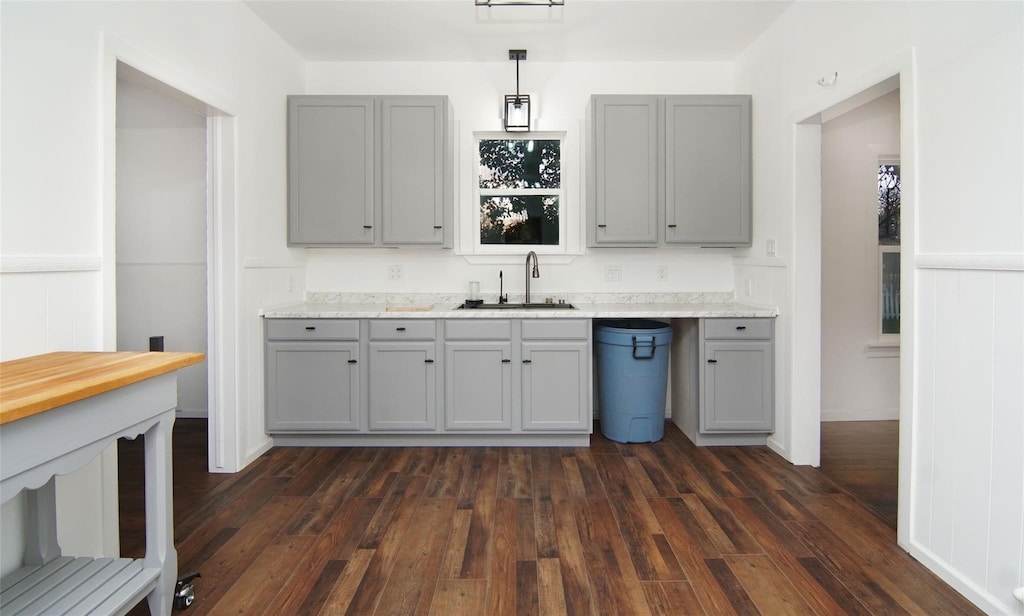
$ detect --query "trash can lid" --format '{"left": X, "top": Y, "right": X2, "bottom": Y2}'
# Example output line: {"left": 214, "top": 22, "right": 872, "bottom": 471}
{"left": 595, "top": 319, "right": 671, "bottom": 333}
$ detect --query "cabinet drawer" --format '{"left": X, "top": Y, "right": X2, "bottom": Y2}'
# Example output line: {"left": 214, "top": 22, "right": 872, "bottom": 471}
{"left": 445, "top": 320, "right": 512, "bottom": 340}
{"left": 703, "top": 318, "right": 772, "bottom": 340}
{"left": 369, "top": 319, "right": 437, "bottom": 340}
{"left": 521, "top": 319, "right": 590, "bottom": 340}
{"left": 266, "top": 319, "right": 360, "bottom": 341}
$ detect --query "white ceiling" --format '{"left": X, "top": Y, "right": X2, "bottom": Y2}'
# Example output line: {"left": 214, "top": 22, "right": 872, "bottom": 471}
{"left": 243, "top": 0, "right": 793, "bottom": 62}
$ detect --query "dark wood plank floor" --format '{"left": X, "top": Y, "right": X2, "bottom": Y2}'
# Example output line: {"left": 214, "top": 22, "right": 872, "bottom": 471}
{"left": 820, "top": 420, "right": 899, "bottom": 528}
{"left": 119, "top": 419, "right": 978, "bottom": 615}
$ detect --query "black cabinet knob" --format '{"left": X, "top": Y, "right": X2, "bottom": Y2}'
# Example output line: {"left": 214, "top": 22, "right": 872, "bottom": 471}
{"left": 736, "top": 326, "right": 747, "bottom": 330}
{"left": 396, "top": 327, "right": 406, "bottom": 331}
{"left": 501, "top": 359, "right": 511, "bottom": 363}
{"left": 424, "top": 358, "right": 435, "bottom": 364}
{"left": 304, "top": 326, "right": 316, "bottom": 331}
{"left": 707, "top": 359, "right": 718, "bottom": 364}
{"left": 348, "top": 359, "right": 357, "bottom": 364}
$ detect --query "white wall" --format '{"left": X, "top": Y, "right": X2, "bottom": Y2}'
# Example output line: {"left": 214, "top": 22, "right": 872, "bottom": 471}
{"left": 116, "top": 77, "right": 209, "bottom": 417}
{"left": 735, "top": 2, "right": 1023, "bottom": 613}
{"left": 0, "top": 0, "right": 304, "bottom": 576}
{"left": 302, "top": 61, "right": 741, "bottom": 296}
{"left": 821, "top": 90, "right": 900, "bottom": 421}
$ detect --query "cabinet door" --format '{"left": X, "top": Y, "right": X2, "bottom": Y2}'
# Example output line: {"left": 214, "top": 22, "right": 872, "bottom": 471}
{"left": 521, "top": 341, "right": 590, "bottom": 431}
{"left": 664, "top": 95, "right": 751, "bottom": 246}
{"left": 288, "top": 96, "right": 375, "bottom": 245}
{"left": 590, "top": 96, "right": 660, "bottom": 245}
{"left": 702, "top": 340, "right": 773, "bottom": 432}
{"left": 381, "top": 97, "right": 448, "bottom": 246}
{"left": 444, "top": 341, "right": 513, "bottom": 430}
{"left": 266, "top": 342, "right": 361, "bottom": 431}
{"left": 368, "top": 341, "right": 438, "bottom": 430}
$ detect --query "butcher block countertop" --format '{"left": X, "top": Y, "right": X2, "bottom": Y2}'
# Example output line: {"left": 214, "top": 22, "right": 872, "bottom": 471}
{"left": 0, "top": 351, "right": 205, "bottom": 425}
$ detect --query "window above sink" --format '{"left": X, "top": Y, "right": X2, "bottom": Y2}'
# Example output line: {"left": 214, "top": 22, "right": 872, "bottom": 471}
{"left": 457, "top": 122, "right": 583, "bottom": 264}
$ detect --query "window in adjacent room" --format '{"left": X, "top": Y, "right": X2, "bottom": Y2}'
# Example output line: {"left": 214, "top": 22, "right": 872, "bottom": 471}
{"left": 476, "top": 135, "right": 563, "bottom": 249}
{"left": 878, "top": 160, "right": 901, "bottom": 339}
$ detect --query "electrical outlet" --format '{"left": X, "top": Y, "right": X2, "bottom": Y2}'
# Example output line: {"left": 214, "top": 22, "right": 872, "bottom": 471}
{"left": 605, "top": 266, "right": 622, "bottom": 282}
{"left": 656, "top": 265, "right": 667, "bottom": 281}
{"left": 387, "top": 265, "right": 404, "bottom": 281}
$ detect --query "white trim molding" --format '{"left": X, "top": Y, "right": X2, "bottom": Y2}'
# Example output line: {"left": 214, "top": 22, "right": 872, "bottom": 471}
{"left": 916, "top": 254, "right": 1024, "bottom": 271}
{"left": 0, "top": 256, "right": 103, "bottom": 273}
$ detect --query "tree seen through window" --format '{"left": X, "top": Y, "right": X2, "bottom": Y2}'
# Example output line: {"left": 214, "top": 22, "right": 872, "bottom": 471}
{"left": 478, "top": 139, "right": 560, "bottom": 245}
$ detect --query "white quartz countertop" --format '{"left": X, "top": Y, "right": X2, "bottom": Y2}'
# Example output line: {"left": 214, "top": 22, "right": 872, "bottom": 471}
{"left": 261, "top": 300, "right": 777, "bottom": 319}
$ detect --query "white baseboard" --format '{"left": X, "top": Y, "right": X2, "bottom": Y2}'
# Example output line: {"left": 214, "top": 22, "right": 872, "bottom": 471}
{"left": 906, "top": 540, "right": 1014, "bottom": 615}
{"left": 821, "top": 408, "right": 899, "bottom": 422}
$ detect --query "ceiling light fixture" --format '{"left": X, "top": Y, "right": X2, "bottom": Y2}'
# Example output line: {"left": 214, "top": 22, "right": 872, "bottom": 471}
{"left": 476, "top": 0, "right": 564, "bottom": 6}
{"left": 504, "top": 49, "right": 530, "bottom": 132}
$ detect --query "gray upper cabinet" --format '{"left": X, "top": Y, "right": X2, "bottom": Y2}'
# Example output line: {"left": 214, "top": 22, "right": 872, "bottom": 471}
{"left": 380, "top": 98, "right": 449, "bottom": 245}
{"left": 288, "top": 95, "right": 452, "bottom": 247}
{"left": 665, "top": 96, "right": 751, "bottom": 246}
{"left": 289, "top": 96, "right": 375, "bottom": 245}
{"left": 589, "top": 96, "right": 660, "bottom": 245}
{"left": 587, "top": 94, "right": 751, "bottom": 247}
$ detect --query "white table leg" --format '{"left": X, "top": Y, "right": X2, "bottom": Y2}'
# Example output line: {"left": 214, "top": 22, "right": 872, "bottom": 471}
{"left": 143, "top": 414, "right": 177, "bottom": 616}
{"left": 24, "top": 476, "right": 60, "bottom": 566}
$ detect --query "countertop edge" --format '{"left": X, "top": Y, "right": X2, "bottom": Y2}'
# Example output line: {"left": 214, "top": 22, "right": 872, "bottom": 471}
{"left": 260, "top": 302, "right": 779, "bottom": 319}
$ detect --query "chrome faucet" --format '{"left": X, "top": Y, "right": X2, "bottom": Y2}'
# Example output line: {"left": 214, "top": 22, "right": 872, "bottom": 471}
{"left": 525, "top": 251, "right": 540, "bottom": 304}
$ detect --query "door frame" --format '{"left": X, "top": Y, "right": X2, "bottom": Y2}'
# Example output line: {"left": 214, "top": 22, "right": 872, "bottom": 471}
{"left": 789, "top": 48, "right": 917, "bottom": 547}
{"left": 101, "top": 36, "right": 239, "bottom": 475}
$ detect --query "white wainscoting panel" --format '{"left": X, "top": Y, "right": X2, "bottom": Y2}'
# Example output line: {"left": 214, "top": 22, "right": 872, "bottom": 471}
{"left": 912, "top": 266, "right": 1024, "bottom": 613}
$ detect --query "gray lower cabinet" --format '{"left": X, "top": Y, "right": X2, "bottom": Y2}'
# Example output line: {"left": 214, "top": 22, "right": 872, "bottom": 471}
{"left": 265, "top": 317, "right": 591, "bottom": 438}
{"left": 265, "top": 319, "right": 362, "bottom": 432}
{"left": 520, "top": 320, "right": 591, "bottom": 431}
{"left": 368, "top": 320, "right": 440, "bottom": 430}
{"left": 588, "top": 94, "right": 751, "bottom": 247}
{"left": 288, "top": 95, "right": 452, "bottom": 247}
{"left": 700, "top": 318, "right": 774, "bottom": 433}
{"left": 443, "top": 320, "right": 513, "bottom": 430}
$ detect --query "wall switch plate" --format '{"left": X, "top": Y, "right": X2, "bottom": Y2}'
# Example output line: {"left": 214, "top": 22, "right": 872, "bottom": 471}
{"left": 656, "top": 265, "right": 667, "bottom": 281}
{"left": 767, "top": 238, "right": 777, "bottom": 256}
{"left": 387, "top": 265, "right": 404, "bottom": 281}
{"left": 605, "top": 266, "right": 622, "bottom": 282}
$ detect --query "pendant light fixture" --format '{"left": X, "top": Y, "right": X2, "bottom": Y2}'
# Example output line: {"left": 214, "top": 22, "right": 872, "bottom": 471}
{"left": 504, "top": 49, "right": 530, "bottom": 132}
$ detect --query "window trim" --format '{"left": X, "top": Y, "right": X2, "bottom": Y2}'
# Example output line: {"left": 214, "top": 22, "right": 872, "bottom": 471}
{"left": 876, "top": 244, "right": 901, "bottom": 346}
{"left": 457, "top": 122, "right": 582, "bottom": 262}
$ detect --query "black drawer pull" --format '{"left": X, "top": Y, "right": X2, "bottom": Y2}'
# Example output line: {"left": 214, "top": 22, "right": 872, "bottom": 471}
{"left": 304, "top": 326, "right": 316, "bottom": 331}
{"left": 501, "top": 359, "right": 511, "bottom": 363}
{"left": 736, "top": 326, "right": 747, "bottom": 330}
{"left": 433, "top": 225, "right": 443, "bottom": 229}
{"left": 396, "top": 327, "right": 406, "bottom": 331}
{"left": 348, "top": 359, "right": 358, "bottom": 364}
{"left": 424, "top": 359, "right": 434, "bottom": 364}
{"left": 522, "top": 359, "right": 532, "bottom": 364}
{"left": 667, "top": 224, "right": 678, "bottom": 228}
{"left": 597, "top": 224, "right": 607, "bottom": 228}
{"left": 363, "top": 225, "right": 373, "bottom": 229}
{"left": 707, "top": 359, "right": 718, "bottom": 364}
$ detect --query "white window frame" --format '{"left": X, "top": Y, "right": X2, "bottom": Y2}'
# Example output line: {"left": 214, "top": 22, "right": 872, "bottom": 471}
{"left": 457, "top": 122, "right": 582, "bottom": 262}
{"left": 867, "top": 156, "right": 901, "bottom": 357}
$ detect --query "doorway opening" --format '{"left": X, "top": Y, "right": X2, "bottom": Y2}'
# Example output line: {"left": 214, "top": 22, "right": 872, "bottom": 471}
{"left": 105, "top": 58, "right": 237, "bottom": 475}
{"left": 790, "top": 54, "right": 915, "bottom": 546}
{"left": 818, "top": 83, "right": 902, "bottom": 527}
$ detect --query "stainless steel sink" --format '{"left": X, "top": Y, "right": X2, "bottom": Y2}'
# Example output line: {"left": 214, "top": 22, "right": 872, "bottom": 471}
{"left": 456, "top": 302, "right": 576, "bottom": 310}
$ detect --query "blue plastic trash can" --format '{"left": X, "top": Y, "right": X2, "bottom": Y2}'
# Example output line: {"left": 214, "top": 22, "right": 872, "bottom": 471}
{"left": 594, "top": 319, "right": 673, "bottom": 443}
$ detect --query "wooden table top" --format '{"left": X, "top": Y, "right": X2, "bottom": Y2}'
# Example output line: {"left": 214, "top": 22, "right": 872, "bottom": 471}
{"left": 0, "top": 351, "right": 205, "bottom": 425}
